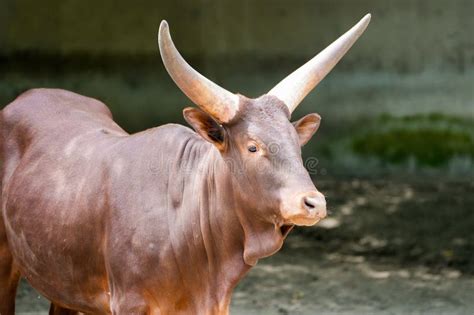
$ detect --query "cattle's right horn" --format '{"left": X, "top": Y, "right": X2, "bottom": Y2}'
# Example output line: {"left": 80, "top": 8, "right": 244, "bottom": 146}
{"left": 268, "top": 14, "right": 371, "bottom": 114}
{"left": 158, "top": 20, "right": 239, "bottom": 124}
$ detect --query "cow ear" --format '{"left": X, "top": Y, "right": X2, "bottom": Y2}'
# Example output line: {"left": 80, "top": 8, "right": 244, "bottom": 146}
{"left": 183, "top": 107, "right": 226, "bottom": 150}
{"left": 292, "top": 113, "right": 321, "bottom": 146}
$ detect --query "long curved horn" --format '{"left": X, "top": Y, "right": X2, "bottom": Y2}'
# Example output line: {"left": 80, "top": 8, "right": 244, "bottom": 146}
{"left": 268, "top": 14, "right": 371, "bottom": 113}
{"left": 158, "top": 21, "right": 239, "bottom": 123}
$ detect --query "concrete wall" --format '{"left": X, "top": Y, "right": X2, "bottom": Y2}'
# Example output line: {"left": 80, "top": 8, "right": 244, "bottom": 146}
{"left": 1, "top": 0, "right": 473, "bottom": 72}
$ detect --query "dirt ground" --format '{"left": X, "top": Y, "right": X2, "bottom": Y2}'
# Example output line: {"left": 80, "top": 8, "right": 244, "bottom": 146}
{"left": 13, "top": 178, "right": 474, "bottom": 314}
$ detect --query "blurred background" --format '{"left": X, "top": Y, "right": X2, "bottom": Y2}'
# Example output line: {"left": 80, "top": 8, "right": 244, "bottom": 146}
{"left": 1, "top": 0, "right": 473, "bottom": 314}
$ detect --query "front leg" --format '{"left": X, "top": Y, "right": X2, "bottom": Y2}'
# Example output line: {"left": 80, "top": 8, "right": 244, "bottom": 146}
{"left": 110, "top": 292, "right": 150, "bottom": 315}
{"left": 0, "top": 223, "right": 21, "bottom": 315}
{"left": 49, "top": 303, "right": 80, "bottom": 315}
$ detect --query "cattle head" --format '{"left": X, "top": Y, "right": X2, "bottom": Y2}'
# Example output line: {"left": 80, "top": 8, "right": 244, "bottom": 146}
{"left": 158, "top": 15, "right": 370, "bottom": 228}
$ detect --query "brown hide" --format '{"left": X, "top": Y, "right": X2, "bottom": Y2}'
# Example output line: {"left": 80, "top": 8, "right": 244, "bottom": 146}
{"left": 0, "top": 89, "right": 323, "bottom": 314}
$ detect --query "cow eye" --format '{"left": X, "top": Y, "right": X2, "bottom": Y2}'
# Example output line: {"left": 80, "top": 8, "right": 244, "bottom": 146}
{"left": 248, "top": 145, "right": 258, "bottom": 153}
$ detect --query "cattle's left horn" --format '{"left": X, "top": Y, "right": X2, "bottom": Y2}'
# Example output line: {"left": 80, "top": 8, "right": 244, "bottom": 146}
{"left": 268, "top": 14, "right": 371, "bottom": 113}
{"left": 158, "top": 20, "right": 239, "bottom": 124}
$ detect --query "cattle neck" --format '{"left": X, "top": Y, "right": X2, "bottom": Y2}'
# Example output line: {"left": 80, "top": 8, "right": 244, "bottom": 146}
{"left": 167, "top": 134, "right": 289, "bottom": 312}
{"left": 199, "top": 141, "right": 289, "bottom": 263}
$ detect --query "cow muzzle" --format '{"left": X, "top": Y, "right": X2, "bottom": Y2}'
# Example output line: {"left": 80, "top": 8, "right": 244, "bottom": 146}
{"left": 281, "top": 191, "right": 327, "bottom": 226}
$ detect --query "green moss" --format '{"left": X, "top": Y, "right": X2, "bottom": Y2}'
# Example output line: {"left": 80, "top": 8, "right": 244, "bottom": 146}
{"left": 352, "top": 114, "right": 474, "bottom": 166}
{"left": 378, "top": 112, "right": 472, "bottom": 125}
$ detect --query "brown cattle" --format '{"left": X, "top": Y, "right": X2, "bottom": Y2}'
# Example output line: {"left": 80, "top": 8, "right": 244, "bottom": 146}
{"left": 0, "top": 15, "right": 370, "bottom": 314}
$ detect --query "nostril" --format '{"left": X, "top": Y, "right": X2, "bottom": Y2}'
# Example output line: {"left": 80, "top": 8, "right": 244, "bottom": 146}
{"left": 303, "top": 197, "right": 316, "bottom": 209}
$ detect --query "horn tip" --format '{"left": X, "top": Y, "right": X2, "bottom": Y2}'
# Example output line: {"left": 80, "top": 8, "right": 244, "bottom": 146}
{"left": 159, "top": 20, "right": 169, "bottom": 33}
{"left": 362, "top": 13, "right": 371, "bottom": 24}
{"left": 354, "top": 13, "right": 371, "bottom": 33}
{"left": 158, "top": 20, "right": 170, "bottom": 45}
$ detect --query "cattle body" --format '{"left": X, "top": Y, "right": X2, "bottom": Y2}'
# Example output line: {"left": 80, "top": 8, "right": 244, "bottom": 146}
{"left": 0, "top": 89, "right": 294, "bottom": 313}
{"left": 0, "top": 15, "right": 370, "bottom": 314}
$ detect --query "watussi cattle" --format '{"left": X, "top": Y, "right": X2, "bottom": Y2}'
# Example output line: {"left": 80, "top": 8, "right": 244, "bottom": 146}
{"left": 0, "top": 14, "right": 370, "bottom": 314}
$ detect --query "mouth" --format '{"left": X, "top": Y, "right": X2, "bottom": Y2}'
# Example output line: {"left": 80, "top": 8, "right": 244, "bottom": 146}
{"left": 284, "top": 214, "right": 325, "bottom": 227}
{"left": 279, "top": 224, "right": 294, "bottom": 237}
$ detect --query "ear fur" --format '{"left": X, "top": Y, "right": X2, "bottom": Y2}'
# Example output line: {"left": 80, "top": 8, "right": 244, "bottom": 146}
{"left": 183, "top": 107, "right": 226, "bottom": 150}
{"left": 292, "top": 113, "right": 321, "bottom": 146}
